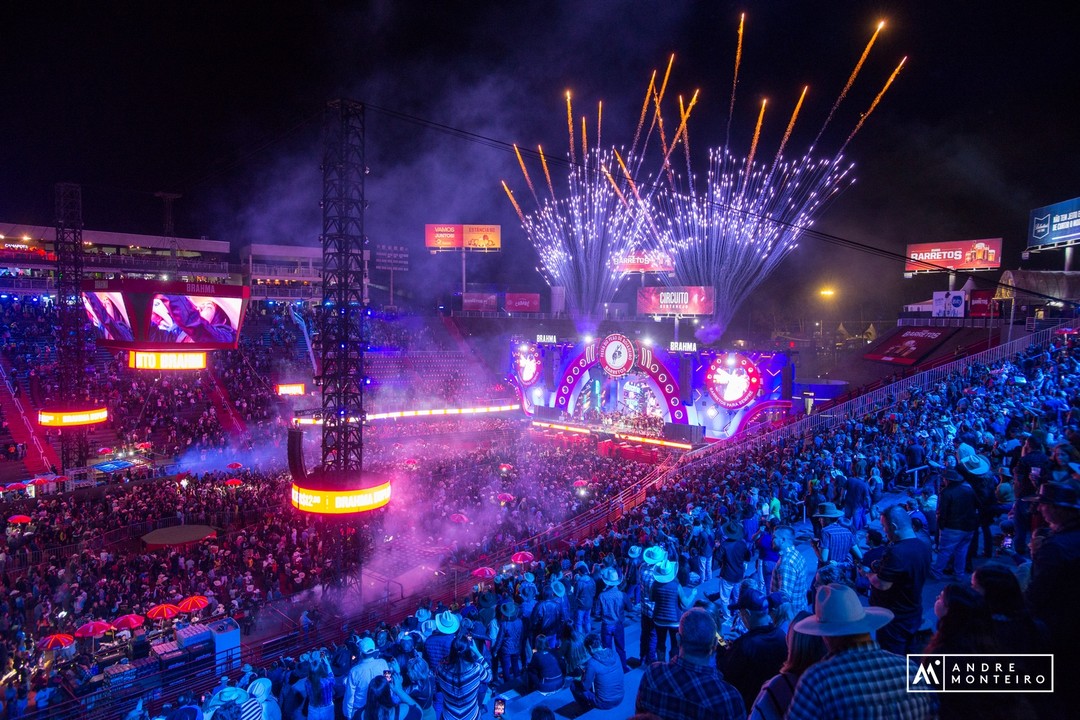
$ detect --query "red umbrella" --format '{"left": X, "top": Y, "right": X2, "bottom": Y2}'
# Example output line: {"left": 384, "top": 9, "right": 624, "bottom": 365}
{"left": 5, "top": 483, "right": 27, "bottom": 492}
{"left": 135, "top": 442, "right": 152, "bottom": 450}
{"left": 224, "top": 478, "right": 242, "bottom": 487}
{"left": 450, "top": 513, "right": 469, "bottom": 524}
{"left": 7, "top": 515, "right": 32, "bottom": 524}
{"left": 404, "top": 457, "right": 418, "bottom": 465}
{"left": 97, "top": 447, "right": 113, "bottom": 455}
{"left": 74, "top": 621, "right": 114, "bottom": 639}
{"left": 177, "top": 595, "right": 209, "bottom": 613}
{"left": 37, "top": 634, "right": 74, "bottom": 650}
{"left": 112, "top": 614, "right": 145, "bottom": 630}
{"left": 29, "top": 478, "right": 51, "bottom": 486}
{"left": 52, "top": 475, "right": 69, "bottom": 483}
{"left": 511, "top": 551, "right": 534, "bottom": 564}
{"left": 471, "top": 567, "right": 496, "bottom": 579}
{"left": 226, "top": 462, "right": 243, "bottom": 469}
{"left": 498, "top": 463, "right": 514, "bottom": 475}
{"left": 497, "top": 492, "right": 515, "bottom": 503}
{"left": 146, "top": 603, "right": 181, "bottom": 621}
{"left": 572, "top": 479, "right": 588, "bottom": 488}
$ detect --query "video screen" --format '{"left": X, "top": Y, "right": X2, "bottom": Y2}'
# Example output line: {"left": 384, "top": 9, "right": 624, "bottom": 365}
{"left": 148, "top": 294, "right": 242, "bottom": 346}
{"left": 83, "top": 291, "right": 134, "bottom": 342}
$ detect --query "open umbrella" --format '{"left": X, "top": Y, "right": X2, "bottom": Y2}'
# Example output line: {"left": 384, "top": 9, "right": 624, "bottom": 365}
{"left": 113, "top": 614, "right": 145, "bottom": 630}
{"left": 74, "top": 621, "right": 114, "bottom": 638}
{"left": 178, "top": 595, "right": 209, "bottom": 613}
{"left": 498, "top": 463, "right": 514, "bottom": 476}
{"left": 5, "top": 483, "right": 27, "bottom": 492}
{"left": 97, "top": 447, "right": 113, "bottom": 455}
{"left": 146, "top": 603, "right": 181, "bottom": 621}
{"left": 450, "top": 513, "right": 469, "bottom": 524}
{"left": 29, "top": 478, "right": 51, "bottom": 486}
{"left": 497, "top": 492, "right": 515, "bottom": 503}
{"left": 37, "top": 634, "right": 74, "bottom": 650}
{"left": 52, "top": 475, "right": 69, "bottom": 483}
{"left": 7, "top": 515, "right": 32, "bottom": 524}
{"left": 572, "top": 479, "right": 588, "bottom": 488}
{"left": 511, "top": 551, "right": 534, "bottom": 564}
{"left": 471, "top": 567, "right": 496, "bottom": 579}
{"left": 226, "top": 462, "right": 243, "bottom": 470}
{"left": 224, "top": 478, "right": 242, "bottom": 487}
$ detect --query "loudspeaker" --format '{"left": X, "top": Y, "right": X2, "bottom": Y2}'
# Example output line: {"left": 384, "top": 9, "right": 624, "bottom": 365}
{"left": 679, "top": 357, "right": 693, "bottom": 403}
{"left": 781, "top": 357, "right": 794, "bottom": 400}
{"left": 288, "top": 428, "right": 308, "bottom": 480}
{"left": 533, "top": 405, "right": 562, "bottom": 421}
{"left": 664, "top": 422, "right": 704, "bottom": 444}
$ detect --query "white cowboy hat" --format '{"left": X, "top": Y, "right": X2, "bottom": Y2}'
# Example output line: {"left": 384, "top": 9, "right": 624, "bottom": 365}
{"left": 642, "top": 546, "right": 667, "bottom": 566}
{"left": 434, "top": 610, "right": 460, "bottom": 635}
{"left": 652, "top": 559, "right": 677, "bottom": 584}
{"left": 794, "top": 584, "right": 893, "bottom": 637}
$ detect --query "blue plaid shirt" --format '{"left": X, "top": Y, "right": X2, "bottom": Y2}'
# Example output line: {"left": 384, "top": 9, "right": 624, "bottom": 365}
{"left": 786, "top": 641, "right": 939, "bottom": 720}
{"left": 635, "top": 656, "right": 746, "bottom": 720}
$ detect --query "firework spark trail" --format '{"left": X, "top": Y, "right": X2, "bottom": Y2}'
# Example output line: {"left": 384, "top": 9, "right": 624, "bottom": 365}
{"left": 770, "top": 86, "right": 807, "bottom": 176}
{"left": 596, "top": 101, "right": 602, "bottom": 155}
{"left": 581, "top": 116, "right": 588, "bottom": 162}
{"left": 566, "top": 91, "right": 576, "bottom": 164}
{"left": 502, "top": 181, "right": 526, "bottom": 222}
{"left": 840, "top": 56, "right": 907, "bottom": 153}
{"left": 811, "top": 20, "right": 885, "bottom": 151}
{"left": 538, "top": 146, "right": 555, "bottom": 200}
{"left": 631, "top": 71, "right": 658, "bottom": 157}
{"left": 513, "top": 145, "right": 539, "bottom": 204}
{"left": 725, "top": 13, "right": 745, "bottom": 150}
{"left": 663, "top": 90, "right": 699, "bottom": 179}
{"left": 744, "top": 98, "right": 767, "bottom": 177}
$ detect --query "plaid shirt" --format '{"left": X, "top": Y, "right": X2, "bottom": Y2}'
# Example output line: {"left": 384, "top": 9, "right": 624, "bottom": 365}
{"left": 635, "top": 656, "right": 746, "bottom": 720}
{"left": 820, "top": 523, "right": 855, "bottom": 565}
{"left": 770, "top": 545, "right": 807, "bottom": 602}
{"left": 786, "top": 641, "right": 939, "bottom": 720}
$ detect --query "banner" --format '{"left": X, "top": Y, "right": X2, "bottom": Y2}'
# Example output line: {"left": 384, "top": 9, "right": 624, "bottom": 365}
{"left": 864, "top": 328, "right": 957, "bottom": 366}
{"left": 969, "top": 289, "right": 999, "bottom": 318}
{"left": 504, "top": 292, "right": 540, "bottom": 313}
{"left": 462, "top": 292, "right": 498, "bottom": 312}
{"left": 374, "top": 245, "right": 409, "bottom": 272}
{"left": 425, "top": 224, "right": 463, "bottom": 250}
{"left": 614, "top": 250, "right": 674, "bottom": 273}
{"left": 1029, "top": 196, "right": 1080, "bottom": 250}
{"left": 462, "top": 225, "right": 501, "bottom": 251}
{"left": 932, "top": 290, "right": 966, "bottom": 318}
{"left": 637, "top": 286, "right": 714, "bottom": 316}
{"left": 905, "top": 238, "right": 1002, "bottom": 273}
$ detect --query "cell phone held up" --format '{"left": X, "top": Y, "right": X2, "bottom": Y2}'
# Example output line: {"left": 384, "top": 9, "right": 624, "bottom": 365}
{"left": 494, "top": 698, "right": 506, "bottom": 717}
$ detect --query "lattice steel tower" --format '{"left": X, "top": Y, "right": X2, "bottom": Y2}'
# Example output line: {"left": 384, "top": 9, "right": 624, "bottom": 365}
{"left": 318, "top": 99, "right": 368, "bottom": 476}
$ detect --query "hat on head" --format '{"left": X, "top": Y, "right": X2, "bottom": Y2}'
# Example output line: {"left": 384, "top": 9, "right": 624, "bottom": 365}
{"left": 1023, "top": 479, "right": 1080, "bottom": 509}
{"left": 943, "top": 468, "right": 964, "bottom": 484}
{"left": 721, "top": 519, "right": 744, "bottom": 540}
{"left": 687, "top": 571, "right": 702, "bottom": 587}
{"left": 730, "top": 588, "right": 769, "bottom": 613}
{"left": 652, "top": 559, "right": 677, "bottom": 584}
{"left": 627, "top": 545, "right": 642, "bottom": 560}
{"left": 959, "top": 453, "right": 991, "bottom": 477}
{"left": 499, "top": 601, "right": 519, "bottom": 619}
{"left": 550, "top": 580, "right": 566, "bottom": 598}
{"left": 793, "top": 583, "right": 893, "bottom": 637}
{"left": 434, "top": 611, "right": 460, "bottom": 635}
{"left": 415, "top": 607, "right": 432, "bottom": 624}
{"left": 642, "top": 546, "right": 666, "bottom": 566}
{"left": 241, "top": 663, "right": 253, "bottom": 673}
{"left": 358, "top": 637, "right": 376, "bottom": 655}
{"left": 522, "top": 572, "right": 535, "bottom": 583}
{"left": 574, "top": 560, "right": 589, "bottom": 572}
{"left": 599, "top": 566, "right": 621, "bottom": 587}
{"left": 477, "top": 591, "right": 496, "bottom": 609}
{"left": 813, "top": 502, "right": 844, "bottom": 519}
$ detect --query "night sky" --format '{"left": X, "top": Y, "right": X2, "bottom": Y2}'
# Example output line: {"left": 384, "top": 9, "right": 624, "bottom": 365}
{"left": 2, "top": 1, "right": 1078, "bottom": 326}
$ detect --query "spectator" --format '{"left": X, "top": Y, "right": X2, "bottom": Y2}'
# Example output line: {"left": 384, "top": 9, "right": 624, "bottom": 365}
{"left": 747, "top": 611, "right": 826, "bottom": 720}
{"left": 635, "top": 607, "right": 746, "bottom": 720}
{"left": 433, "top": 636, "right": 491, "bottom": 720}
{"left": 933, "top": 469, "right": 979, "bottom": 579}
{"left": 570, "top": 632, "right": 624, "bottom": 711}
{"left": 769, "top": 527, "right": 808, "bottom": 611}
{"left": 868, "top": 505, "right": 932, "bottom": 655}
{"left": 597, "top": 566, "right": 629, "bottom": 671}
{"left": 785, "top": 584, "right": 937, "bottom": 719}
{"left": 716, "top": 588, "right": 788, "bottom": 710}
{"left": 526, "top": 634, "right": 564, "bottom": 695}
{"left": 345, "top": 638, "right": 389, "bottom": 720}
{"left": 649, "top": 560, "right": 681, "bottom": 663}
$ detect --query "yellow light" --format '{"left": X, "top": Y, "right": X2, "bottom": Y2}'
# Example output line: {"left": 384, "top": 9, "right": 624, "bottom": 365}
{"left": 530, "top": 421, "right": 591, "bottom": 435}
{"left": 276, "top": 383, "right": 306, "bottom": 396}
{"left": 128, "top": 351, "right": 207, "bottom": 370}
{"left": 819, "top": 288, "right": 836, "bottom": 297}
{"left": 38, "top": 407, "right": 108, "bottom": 427}
{"left": 290, "top": 480, "right": 392, "bottom": 515}
{"left": 613, "top": 433, "right": 693, "bottom": 450}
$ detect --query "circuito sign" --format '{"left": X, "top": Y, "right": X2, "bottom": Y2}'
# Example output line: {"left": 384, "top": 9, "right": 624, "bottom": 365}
{"left": 705, "top": 353, "right": 762, "bottom": 409}
{"left": 598, "top": 334, "right": 636, "bottom": 378}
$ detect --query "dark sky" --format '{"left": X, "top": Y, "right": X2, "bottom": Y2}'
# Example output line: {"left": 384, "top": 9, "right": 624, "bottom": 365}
{"left": 1, "top": 1, "right": 1077, "bottom": 321}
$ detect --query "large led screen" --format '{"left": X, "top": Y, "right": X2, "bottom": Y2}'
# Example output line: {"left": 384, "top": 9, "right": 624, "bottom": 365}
{"left": 82, "top": 279, "right": 249, "bottom": 350}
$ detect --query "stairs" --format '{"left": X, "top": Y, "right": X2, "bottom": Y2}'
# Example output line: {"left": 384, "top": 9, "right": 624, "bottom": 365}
{"left": 206, "top": 367, "right": 247, "bottom": 438}
{"left": 0, "top": 356, "right": 56, "bottom": 475}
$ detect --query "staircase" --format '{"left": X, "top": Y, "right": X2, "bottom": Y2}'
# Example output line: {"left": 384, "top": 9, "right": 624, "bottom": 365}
{"left": 206, "top": 367, "right": 247, "bottom": 438}
{"left": 0, "top": 356, "right": 56, "bottom": 476}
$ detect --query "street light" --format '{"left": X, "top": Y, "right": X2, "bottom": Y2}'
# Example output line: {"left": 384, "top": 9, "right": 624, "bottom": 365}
{"left": 818, "top": 288, "right": 838, "bottom": 365}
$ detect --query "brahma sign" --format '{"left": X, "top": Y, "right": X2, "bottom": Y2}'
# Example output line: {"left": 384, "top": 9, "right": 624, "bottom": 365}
{"left": 637, "top": 286, "right": 714, "bottom": 316}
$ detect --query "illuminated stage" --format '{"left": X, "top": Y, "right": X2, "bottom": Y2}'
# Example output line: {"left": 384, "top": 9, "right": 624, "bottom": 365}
{"left": 510, "top": 332, "right": 795, "bottom": 442}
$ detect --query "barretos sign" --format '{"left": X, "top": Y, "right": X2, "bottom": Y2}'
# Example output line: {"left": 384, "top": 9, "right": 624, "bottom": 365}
{"left": 864, "top": 328, "right": 957, "bottom": 366}
{"left": 904, "top": 238, "right": 1002, "bottom": 273}
{"left": 614, "top": 250, "right": 675, "bottom": 273}
{"left": 637, "top": 286, "right": 714, "bottom": 316}
{"left": 462, "top": 292, "right": 498, "bottom": 312}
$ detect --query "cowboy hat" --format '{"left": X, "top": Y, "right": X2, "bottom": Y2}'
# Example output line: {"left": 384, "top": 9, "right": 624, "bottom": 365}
{"left": 813, "top": 502, "right": 844, "bottom": 519}
{"left": 793, "top": 584, "right": 893, "bottom": 637}
{"left": 720, "top": 519, "right": 744, "bottom": 540}
{"left": 599, "top": 566, "right": 621, "bottom": 587}
{"left": 642, "top": 546, "right": 667, "bottom": 566}
{"left": 434, "top": 611, "right": 460, "bottom": 635}
{"left": 550, "top": 580, "right": 566, "bottom": 598}
{"left": 499, "top": 601, "right": 519, "bottom": 619}
{"left": 1023, "top": 479, "right": 1080, "bottom": 509}
{"left": 652, "top": 559, "right": 677, "bottom": 584}
{"left": 522, "top": 572, "right": 535, "bottom": 583}
{"left": 627, "top": 545, "right": 642, "bottom": 559}
{"left": 959, "top": 453, "right": 991, "bottom": 477}
{"left": 477, "top": 591, "right": 497, "bottom": 609}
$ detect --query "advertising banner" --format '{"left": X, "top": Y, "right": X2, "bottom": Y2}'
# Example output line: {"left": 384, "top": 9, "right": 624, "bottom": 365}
{"left": 904, "top": 238, "right": 1002, "bottom": 273}
{"left": 462, "top": 224, "right": 501, "bottom": 251}
{"left": 969, "top": 289, "right": 999, "bottom": 318}
{"left": 374, "top": 245, "right": 409, "bottom": 272}
{"left": 932, "top": 290, "right": 967, "bottom": 318}
{"left": 462, "top": 292, "right": 498, "bottom": 312}
{"left": 614, "top": 250, "right": 675, "bottom": 273}
{"left": 425, "top": 224, "right": 463, "bottom": 250}
{"left": 504, "top": 292, "right": 540, "bottom": 313}
{"left": 864, "top": 328, "right": 958, "bottom": 366}
{"left": 1029, "top": 196, "right": 1080, "bottom": 250}
{"left": 636, "top": 286, "right": 714, "bottom": 316}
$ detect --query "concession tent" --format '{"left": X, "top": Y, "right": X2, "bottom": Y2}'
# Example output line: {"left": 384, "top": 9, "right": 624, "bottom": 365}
{"left": 141, "top": 524, "right": 217, "bottom": 550}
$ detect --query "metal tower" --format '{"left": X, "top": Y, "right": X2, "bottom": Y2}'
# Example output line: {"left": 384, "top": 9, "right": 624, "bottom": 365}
{"left": 53, "top": 182, "right": 91, "bottom": 470}
{"left": 318, "top": 99, "right": 368, "bottom": 477}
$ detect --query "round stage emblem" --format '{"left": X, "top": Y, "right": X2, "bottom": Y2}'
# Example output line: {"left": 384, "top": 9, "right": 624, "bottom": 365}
{"left": 598, "top": 334, "right": 636, "bottom": 378}
{"left": 706, "top": 353, "right": 762, "bottom": 409}
{"left": 514, "top": 343, "right": 541, "bottom": 386}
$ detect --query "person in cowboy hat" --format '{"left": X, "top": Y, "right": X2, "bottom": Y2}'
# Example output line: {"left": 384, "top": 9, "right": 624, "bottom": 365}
{"left": 637, "top": 546, "right": 666, "bottom": 665}
{"left": 932, "top": 468, "right": 979, "bottom": 580}
{"left": 812, "top": 502, "right": 861, "bottom": 570}
{"left": 650, "top": 559, "right": 681, "bottom": 663}
{"left": 785, "top": 584, "right": 938, "bottom": 720}
{"left": 572, "top": 560, "right": 597, "bottom": 635}
{"left": 492, "top": 600, "right": 525, "bottom": 684}
{"left": 624, "top": 545, "right": 644, "bottom": 614}
{"left": 423, "top": 611, "right": 461, "bottom": 669}
{"left": 529, "top": 582, "right": 566, "bottom": 646}
{"left": 597, "top": 566, "right": 629, "bottom": 671}
{"left": 958, "top": 451, "right": 996, "bottom": 564}
{"left": 715, "top": 519, "right": 750, "bottom": 624}
{"left": 1025, "top": 478, "right": 1080, "bottom": 682}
